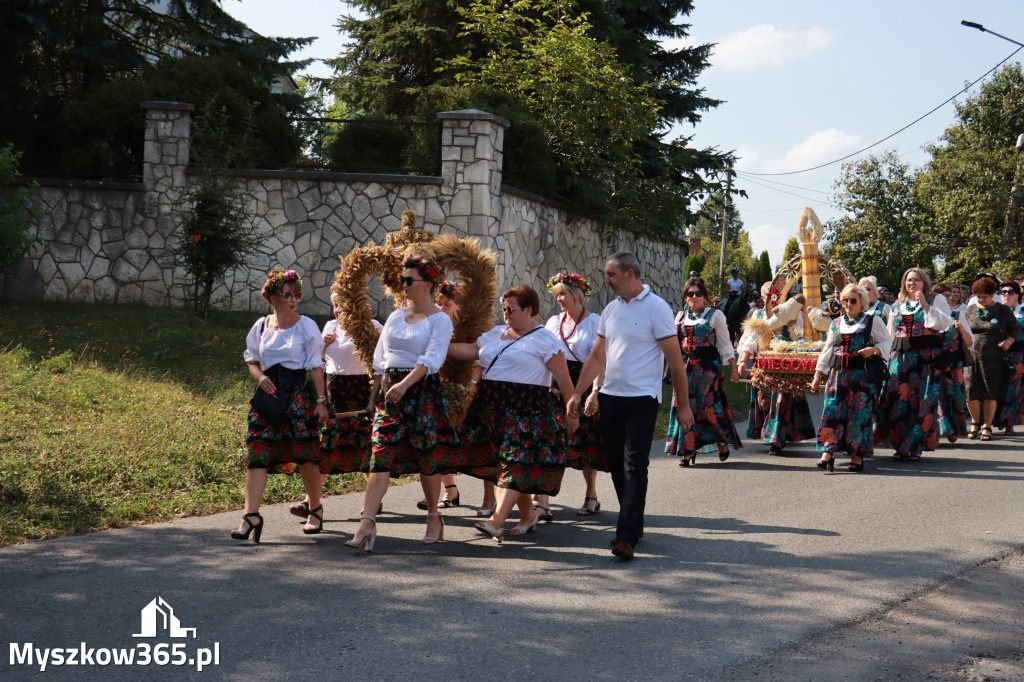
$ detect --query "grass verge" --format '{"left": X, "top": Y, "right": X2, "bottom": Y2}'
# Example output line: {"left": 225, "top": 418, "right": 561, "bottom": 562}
{"left": 0, "top": 302, "right": 363, "bottom": 546}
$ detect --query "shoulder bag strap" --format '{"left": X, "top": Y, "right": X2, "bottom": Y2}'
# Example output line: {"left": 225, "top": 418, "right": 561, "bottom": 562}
{"left": 482, "top": 326, "right": 543, "bottom": 380}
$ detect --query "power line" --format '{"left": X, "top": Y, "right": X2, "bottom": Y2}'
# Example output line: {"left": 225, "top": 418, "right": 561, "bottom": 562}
{"left": 743, "top": 46, "right": 1023, "bottom": 176}
{"left": 735, "top": 173, "right": 835, "bottom": 196}
{"left": 739, "top": 174, "right": 831, "bottom": 204}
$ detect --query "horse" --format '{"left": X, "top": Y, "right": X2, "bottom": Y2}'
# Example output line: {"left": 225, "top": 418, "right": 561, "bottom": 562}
{"left": 722, "top": 282, "right": 753, "bottom": 344}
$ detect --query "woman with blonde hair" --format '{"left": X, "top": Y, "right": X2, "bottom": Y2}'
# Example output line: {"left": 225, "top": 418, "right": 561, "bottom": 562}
{"left": 233, "top": 269, "right": 328, "bottom": 542}
{"left": 809, "top": 284, "right": 891, "bottom": 471}
{"left": 877, "top": 267, "right": 952, "bottom": 461}
{"left": 540, "top": 271, "right": 605, "bottom": 519}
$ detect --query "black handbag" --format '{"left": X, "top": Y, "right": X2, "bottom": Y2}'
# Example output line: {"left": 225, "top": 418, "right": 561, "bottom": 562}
{"left": 250, "top": 387, "right": 293, "bottom": 427}
{"left": 861, "top": 320, "right": 887, "bottom": 385}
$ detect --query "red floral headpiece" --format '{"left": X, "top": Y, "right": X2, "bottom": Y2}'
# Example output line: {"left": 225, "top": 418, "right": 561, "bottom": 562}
{"left": 404, "top": 255, "right": 443, "bottom": 284}
{"left": 546, "top": 271, "right": 593, "bottom": 298}
{"left": 261, "top": 269, "right": 301, "bottom": 300}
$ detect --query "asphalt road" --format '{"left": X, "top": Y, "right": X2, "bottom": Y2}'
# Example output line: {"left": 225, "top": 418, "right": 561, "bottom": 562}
{"left": 2, "top": 425, "right": 1023, "bottom": 681}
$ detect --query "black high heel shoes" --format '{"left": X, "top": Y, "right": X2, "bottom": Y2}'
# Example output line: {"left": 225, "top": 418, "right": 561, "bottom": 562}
{"left": 231, "top": 512, "right": 263, "bottom": 543}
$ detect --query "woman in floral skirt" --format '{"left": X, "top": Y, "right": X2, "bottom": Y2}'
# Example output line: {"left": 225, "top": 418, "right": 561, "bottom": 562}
{"left": 736, "top": 282, "right": 815, "bottom": 456}
{"left": 809, "top": 284, "right": 891, "bottom": 471}
{"left": 346, "top": 256, "right": 461, "bottom": 551}
{"left": 536, "top": 271, "right": 605, "bottom": 520}
{"left": 448, "top": 285, "right": 579, "bottom": 543}
{"left": 233, "top": 269, "right": 329, "bottom": 542}
{"left": 995, "top": 281, "right": 1024, "bottom": 434}
{"left": 930, "top": 283, "right": 972, "bottom": 443}
{"left": 877, "top": 267, "right": 953, "bottom": 461}
{"left": 666, "top": 276, "right": 741, "bottom": 465}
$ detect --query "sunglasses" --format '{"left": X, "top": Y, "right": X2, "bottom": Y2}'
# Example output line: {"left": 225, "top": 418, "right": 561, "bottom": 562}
{"left": 400, "top": 276, "right": 425, "bottom": 287}
{"left": 1000, "top": 289, "right": 1016, "bottom": 295}
{"left": 278, "top": 292, "right": 301, "bottom": 300}
{"left": 501, "top": 306, "right": 521, "bottom": 314}
{"left": 841, "top": 298, "right": 860, "bottom": 304}
{"left": 684, "top": 290, "right": 704, "bottom": 298}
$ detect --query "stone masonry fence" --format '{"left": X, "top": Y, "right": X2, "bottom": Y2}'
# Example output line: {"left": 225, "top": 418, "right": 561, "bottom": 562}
{"left": 1, "top": 101, "right": 687, "bottom": 319}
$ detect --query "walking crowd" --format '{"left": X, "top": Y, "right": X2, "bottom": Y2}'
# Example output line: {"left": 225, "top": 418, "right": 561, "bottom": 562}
{"left": 232, "top": 257, "right": 1024, "bottom": 561}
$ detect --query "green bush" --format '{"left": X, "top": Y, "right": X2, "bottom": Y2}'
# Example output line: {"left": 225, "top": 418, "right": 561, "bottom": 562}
{"left": 0, "top": 144, "right": 39, "bottom": 269}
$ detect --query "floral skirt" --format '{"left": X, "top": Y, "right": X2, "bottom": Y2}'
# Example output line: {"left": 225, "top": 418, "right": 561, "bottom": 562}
{"left": 995, "top": 349, "right": 1024, "bottom": 427}
{"left": 877, "top": 349, "right": 940, "bottom": 456}
{"left": 459, "top": 380, "right": 567, "bottom": 495}
{"left": 319, "top": 373, "right": 373, "bottom": 474}
{"left": 368, "top": 370, "right": 461, "bottom": 477}
{"left": 817, "top": 367, "right": 876, "bottom": 458}
{"left": 936, "top": 365, "right": 968, "bottom": 437}
{"left": 666, "top": 358, "right": 742, "bottom": 456}
{"left": 750, "top": 389, "right": 815, "bottom": 446}
{"left": 550, "top": 388, "right": 608, "bottom": 472}
{"left": 246, "top": 377, "right": 321, "bottom": 475}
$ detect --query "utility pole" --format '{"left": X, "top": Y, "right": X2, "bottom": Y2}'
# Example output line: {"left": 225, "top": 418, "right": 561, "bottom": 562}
{"left": 718, "top": 169, "right": 732, "bottom": 301}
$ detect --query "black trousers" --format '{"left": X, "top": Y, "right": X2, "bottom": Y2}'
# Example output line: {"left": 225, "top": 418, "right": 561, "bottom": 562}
{"left": 597, "top": 393, "right": 660, "bottom": 547}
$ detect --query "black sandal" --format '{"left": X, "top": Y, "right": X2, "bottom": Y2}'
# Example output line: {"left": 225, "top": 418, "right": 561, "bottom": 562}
{"left": 968, "top": 422, "right": 981, "bottom": 439}
{"left": 718, "top": 445, "right": 730, "bottom": 462}
{"left": 230, "top": 512, "right": 264, "bottom": 543}
{"left": 437, "top": 484, "right": 461, "bottom": 508}
{"left": 678, "top": 451, "right": 696, "bottom": 467}
{"left": 980, "top": 426, "right": 992, "bottom": 441}
{"left": 302, "top": 505, "right": 323, "bottom": 535}
{"left": 534, "top": 504, "right": 553, "bottom": 523}
{"left": 768, "top": 444, "right": 783, "bottom": 456}
{"left": 577, "top": 497, "right": 600, "bottom": 516}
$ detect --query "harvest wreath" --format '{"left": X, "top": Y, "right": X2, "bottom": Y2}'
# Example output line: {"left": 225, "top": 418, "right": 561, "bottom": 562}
{"left": 330, "top": 210, "right": 497, "bottom": 422}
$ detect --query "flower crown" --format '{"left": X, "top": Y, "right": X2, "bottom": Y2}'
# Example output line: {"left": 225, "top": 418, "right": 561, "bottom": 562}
{"left": 437, "top": 280, "right": 460, "bottom": 298}
{"left": 546, "top": 271, "right": 593, "bottom": 298}
{"left": 261, "top": 269, "right": 301, "bottom": 300}
{"left": 404, "top": 255, "right": 443, "bottom": 284}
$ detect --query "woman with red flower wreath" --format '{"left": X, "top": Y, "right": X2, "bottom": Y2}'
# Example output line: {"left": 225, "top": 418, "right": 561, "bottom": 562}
{"left": 534, "top": 271, "right": 605, "bottom": 520}
{"left": 232, "top": 269, "right": 329, "bottom": 543}
{"left": 447, "top": 285, "right": 579, "bottom": 543}
{"left": 346, "top": 256, "right": 462, "bottom": 551}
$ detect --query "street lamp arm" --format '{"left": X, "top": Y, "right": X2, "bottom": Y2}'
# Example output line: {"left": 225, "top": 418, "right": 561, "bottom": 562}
{"left": 961, "top": 19, "right": 1024, "bottom": 48}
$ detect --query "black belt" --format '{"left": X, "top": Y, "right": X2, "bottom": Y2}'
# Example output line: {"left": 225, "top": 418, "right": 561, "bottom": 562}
{"left": 686, "top": 346, "right": 720, "bottom": 362}
{"left": 262, "top": 364, "right": 308, "bottom": 389}
{"left": 830, "top": 354, "right": 865, "bottom": 370}
{"left": 893, "top": 335, "right": 941, "bottom": 351}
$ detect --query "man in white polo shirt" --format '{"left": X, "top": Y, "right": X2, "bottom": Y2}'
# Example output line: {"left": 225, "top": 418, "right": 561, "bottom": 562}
{"left": 568, "top": 251, "right": 693, "bottom": 561}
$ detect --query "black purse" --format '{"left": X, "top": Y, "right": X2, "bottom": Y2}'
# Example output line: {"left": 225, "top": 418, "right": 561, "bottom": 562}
{"left": 861, "top": 319, "right": 887, "bottom": 385}
{"left": 250, "top": 387, "right": 293, "bottom": 427}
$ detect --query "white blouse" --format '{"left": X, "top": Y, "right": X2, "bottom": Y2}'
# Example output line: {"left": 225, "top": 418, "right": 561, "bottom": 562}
{"left": 372, "top": 308, "right": 454, "bottom": 375}
{"left": 323, "top": 318, "right": 383, "bottom": 376}
{"left": 544, "top": 312, "right": 600, "bottom": 363}
{"left": 886, "top": 295, "right": 952, "bottom": 338}
{"left": 477, "top": 325, "right": 564, "bottom": 386}
{"left": 675, "top": 307, "right": 736, "bottom": 363}
{"left": 244, "top": 316, "right": 324, "bottom": 371}
{"left": 736, "top": 308, "right": 765, "bottom": 357}
{"left": 815, "top": 314, "right": 892, "bottom": 374}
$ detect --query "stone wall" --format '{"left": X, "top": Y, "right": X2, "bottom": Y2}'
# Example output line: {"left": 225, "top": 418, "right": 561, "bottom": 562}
{"left": 2, "top": 102, "right": 687, "bottom": 318}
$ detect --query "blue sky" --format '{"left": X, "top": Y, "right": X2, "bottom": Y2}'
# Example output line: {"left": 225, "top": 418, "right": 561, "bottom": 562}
{"left": 224, "top": 0, "right": 1024, "bottom": 270}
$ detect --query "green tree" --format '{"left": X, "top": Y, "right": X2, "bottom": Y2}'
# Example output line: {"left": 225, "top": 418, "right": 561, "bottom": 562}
{"left": 684, "top": 252, "right": 705, "bottom": 279}
{"left": 171, "top": 106, "right": 269, "bottom": 316}
{"left": 1, "top": 0, "right": 310, "bottom": 177}
{"left": 326, "top": 0, "right": 731, "bottom": 239}
{"left": 916, "top": 63, "right": 1024, "bottom": 280}
{"left": 689, "top": 193, "right": 744, "bottom": 246}
{"left": 752, "top": 250, "right": 772, "bottom": 286}
{"left": 782, "top": 237, "right": 800, "bottom": 264}
{"left": 825, "top": 151, "right": 929, "bottom": 286}
{"left": 0, "top": 145, "right": 39, "bottom": 269}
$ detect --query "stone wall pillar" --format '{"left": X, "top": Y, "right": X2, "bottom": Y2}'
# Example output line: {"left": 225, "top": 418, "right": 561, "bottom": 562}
{"left": 436, "top": 109, "right": 509, "bottom": 239}
{"left": 121, "top": 100, "right": 195, "bottom": 305}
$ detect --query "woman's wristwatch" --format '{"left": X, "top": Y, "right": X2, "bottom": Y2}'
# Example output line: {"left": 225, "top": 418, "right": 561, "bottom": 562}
{"left": 316, "top": 396, "right": 327, "bottom": 404}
